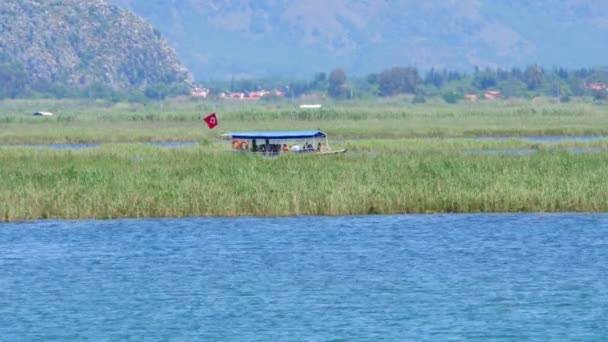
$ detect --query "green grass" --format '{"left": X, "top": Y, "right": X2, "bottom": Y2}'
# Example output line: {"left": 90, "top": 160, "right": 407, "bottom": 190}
{"left": 2, "top": 98, "right": 608, "bottom": 144}
{"left": 2, "top": 97, "right": 608, "bottom": 221}
{"left": 2, "top": 145, "right": 608, "bottom": 221}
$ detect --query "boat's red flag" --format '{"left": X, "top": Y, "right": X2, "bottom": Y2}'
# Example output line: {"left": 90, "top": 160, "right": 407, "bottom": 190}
{"left": 203, "top": 113, "right": 218, "bottom": 129}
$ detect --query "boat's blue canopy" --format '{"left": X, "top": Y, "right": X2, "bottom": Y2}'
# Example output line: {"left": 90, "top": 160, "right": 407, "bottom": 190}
{"left": 223, "top": 130, "right": 327, "bottom": 140}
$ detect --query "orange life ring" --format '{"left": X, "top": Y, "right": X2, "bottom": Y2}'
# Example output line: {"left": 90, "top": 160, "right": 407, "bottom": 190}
{"left": 240, "top": 141, "right": 249, "bottom": 150}
{"left": 232, "top": 139, "right": 241, "bottom": 149}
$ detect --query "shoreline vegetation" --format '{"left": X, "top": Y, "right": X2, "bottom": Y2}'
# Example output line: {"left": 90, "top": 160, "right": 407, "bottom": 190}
{"left": 2, "top": 98, "right": 608, "bottom": 221}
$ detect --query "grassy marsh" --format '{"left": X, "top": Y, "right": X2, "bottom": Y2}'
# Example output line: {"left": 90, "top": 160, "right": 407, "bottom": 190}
{"left": 2, "top": 98, "right": 608, "bottom": 144}
{"left": 2, "top": 145, "right": 608, "bottom": 221}
{"left": 2, "top": 98, "right": 608, "bottom": 221}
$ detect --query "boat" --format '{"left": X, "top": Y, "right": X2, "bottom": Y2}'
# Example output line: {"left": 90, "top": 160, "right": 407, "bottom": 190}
{"left": 32, "top": 111, "right": 54, "bottom": 116}
{"left": 222, "top": 130, "right": 347, "bottom": 156}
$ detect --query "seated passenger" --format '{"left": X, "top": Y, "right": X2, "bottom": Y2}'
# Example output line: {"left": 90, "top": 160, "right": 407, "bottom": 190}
{"left": 291, "top": 144, "right": 300, "bottom": 152}
{"left": 282, "top": 144, "right": 289, "bottom": 152}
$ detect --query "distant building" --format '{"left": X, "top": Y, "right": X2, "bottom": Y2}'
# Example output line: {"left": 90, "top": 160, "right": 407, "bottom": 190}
{"left": 464, "top": 94, "right": 478, "bottom": 102}
{"left": 484, "top": 90, "right": 501, "bottom": 100}
{"left": 218, "top": 89, "right": 285, "bottom": 101}
{"left": 246, "top": 89, "right": 284, "bottom": 99}
{"left": 585, "top": 82, "right": 607, "bottom": 91}
{"left": 246, "top": 90, "right": 268, "bottom": 100}
{"left": 191, "top": 87, "right": 209, "bottom": 98}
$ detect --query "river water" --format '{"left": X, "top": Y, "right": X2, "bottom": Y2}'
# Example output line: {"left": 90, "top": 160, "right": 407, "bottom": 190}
{"left": 1, "top": 214, "right": 607, "bottom": 340}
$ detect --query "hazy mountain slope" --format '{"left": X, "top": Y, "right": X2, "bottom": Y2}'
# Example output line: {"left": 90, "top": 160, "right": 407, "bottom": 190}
{"left": 0, "top": 0, "right": 192, "bottom": 90}
{"left": 112, "top": 0, "right": 608, "bottom": 80}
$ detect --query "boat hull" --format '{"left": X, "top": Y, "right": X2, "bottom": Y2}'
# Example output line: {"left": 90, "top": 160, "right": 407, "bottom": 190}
{"left": 236, "top": 149, "right": 347, "bottom": 157}
{"left": 316, "top": 149, "right": 348, "bottom": 155}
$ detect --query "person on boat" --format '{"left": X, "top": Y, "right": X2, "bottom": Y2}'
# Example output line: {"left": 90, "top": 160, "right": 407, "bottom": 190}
{"left": 317, "top": 142, "right": 322, "bottom": 152}
{"left": 291, "top": 144, "right": 300, "bottom": 152}
{"left": 282, "top": 144, "right": 289, "bottom": 152}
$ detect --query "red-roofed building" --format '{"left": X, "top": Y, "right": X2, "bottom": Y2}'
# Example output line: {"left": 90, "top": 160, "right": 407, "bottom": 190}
{"left": 484, "top": 90, "right": 501, "bottom": 100}
{"left": 585, "top": 82, "right": 607, "bottom": 91}
{"left": 191, "top": 87, "right": 209, "bottom": 98}
{"left": 465, "top": 94, "right": 478, "bottom": 102}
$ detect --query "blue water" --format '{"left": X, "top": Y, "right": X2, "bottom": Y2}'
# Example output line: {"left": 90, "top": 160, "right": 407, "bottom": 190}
{"left": 1, "top": 214, "right": 607, "bottom": 341}
{"left": 2, "top": 143, "right": 100, "bottom": 149}
{"left": 476, "top": 136, "right": 607, "bottom": 142}
{"left": 465, "top": 148, "right": 603, "bottom": 155}
{"left": 465, "top": 148, "right": 537, "bottom": 156}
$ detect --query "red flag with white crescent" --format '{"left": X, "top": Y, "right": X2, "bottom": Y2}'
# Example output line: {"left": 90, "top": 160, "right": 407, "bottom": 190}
{"left": 203, "top": 113, "right": 218, "bottom": 129}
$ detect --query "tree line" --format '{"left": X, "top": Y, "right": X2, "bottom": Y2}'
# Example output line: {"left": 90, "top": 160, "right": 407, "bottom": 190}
{"left": 316, "top": 65, "right": 608, "bottom": 102}
{"left": 214, "top": 65, "right": 608, "bottom": 103}
{"left": 2, "top": 62, "right": 608, "bottom": 102}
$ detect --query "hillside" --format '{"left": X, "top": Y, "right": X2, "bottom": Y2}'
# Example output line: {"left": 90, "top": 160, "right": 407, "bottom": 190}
{"left": 112, "top": 0, "right": 608, "bottom": 80}
{"left": 0, "top": 0, "right": 192, "bottom": 92}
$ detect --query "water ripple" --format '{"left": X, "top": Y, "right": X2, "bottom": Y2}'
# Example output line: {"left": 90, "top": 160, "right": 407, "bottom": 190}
{"left": 1, "top": 214, "right": 607, "bottom": 340}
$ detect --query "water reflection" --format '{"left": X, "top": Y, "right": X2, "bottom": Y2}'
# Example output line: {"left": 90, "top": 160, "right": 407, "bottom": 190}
{"left": 2, "top": 143, "right": 100, "bottom": 149}
{"left": 465, "top": 147, "right": 604, "bottom": 155}
{"left": 566, "top": 147, "right": 602, "bottom": 154}
{"left": 476, "top": 136, "right": 607, "bottom": 142}
{"left": 465, "top": 149, "right": 537, "bottom": 156}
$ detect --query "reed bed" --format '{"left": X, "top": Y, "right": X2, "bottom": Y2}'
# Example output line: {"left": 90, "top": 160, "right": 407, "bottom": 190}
{"left": 3, "top": 98, "right": 608, "bottom": 220}
{"left": 2, "top": 99, "right": 608, "bottom": 144}
{"left": 2, "top": 145, "right": 608, "bottom": 222}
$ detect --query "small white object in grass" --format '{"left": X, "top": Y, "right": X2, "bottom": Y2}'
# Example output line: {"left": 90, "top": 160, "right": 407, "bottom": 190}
{"left": 33, "top": 111, "right": 54, "bottom": 116}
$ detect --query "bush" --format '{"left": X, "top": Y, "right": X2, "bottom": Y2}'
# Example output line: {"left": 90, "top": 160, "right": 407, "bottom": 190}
{"left": 442, "top": 91, "right": 461, "bottom": 104}
{"left": 260, "top": 94, "right": 283, "bottom": 103}
{"left": 592, "top": 90, "right": 608, "bottom": 102}
{"left": 412, "top": 95, "right": 426, "bottom": 104}
{"left": 378, "top": 66, "right": 420, "bottom": 96}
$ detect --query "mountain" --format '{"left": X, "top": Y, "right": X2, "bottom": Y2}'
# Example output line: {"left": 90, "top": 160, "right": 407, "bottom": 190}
{"left": 111, "top": 0, "right": 608, "bottom": 80}
{"left": 0, "top": 0, "right": 192, "bottom": 90}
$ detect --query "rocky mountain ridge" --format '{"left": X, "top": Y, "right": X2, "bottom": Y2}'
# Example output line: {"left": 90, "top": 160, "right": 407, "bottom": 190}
{"left": 0, "top": 0, "right": 192, "bottom": 91}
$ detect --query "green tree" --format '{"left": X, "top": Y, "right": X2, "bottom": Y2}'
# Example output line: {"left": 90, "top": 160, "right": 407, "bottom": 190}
{"left": 314, "top": 72, "right": 327, "bottom": 83}
{"left": 592, "top": 90, "right": 608, "bottom": 102}
{"left": 379, "top": 67, "right": 420, "bottom": 96}
{"left": 366, "top": 73, "right": 379, "bottom": 85}
{"left": 473, "top": 69, "right": 497, "bottom": 90}
{"left": 498, "top": 79, "right": 528, "bottom": 98}
{"left": 0, "top": 63, "right": 27, "bottom": 99}
{"left": 442, "top": 90, "right": 461, "bottom": 104}
{"left": 549, "top": 80, "right": 570, "bottom": 98}
{"left": 424, "top": 68, "right": 446, "bottom": 88}
{"left": 328, "top": 68, "right": 347, "bottom": 98}
{"left": 145, "top": 83, "right": 169, "bottom": 100}
{"left": 310, "top": 72, "right": 328, "bottom": 92}
{"left": 524, "top": 65, "right": 544, "bottom": 90}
